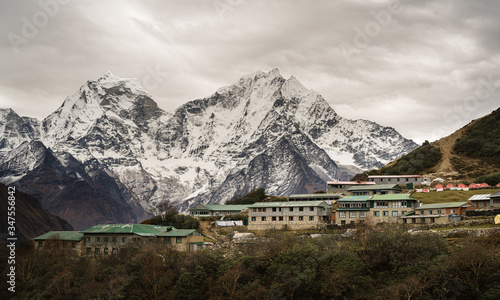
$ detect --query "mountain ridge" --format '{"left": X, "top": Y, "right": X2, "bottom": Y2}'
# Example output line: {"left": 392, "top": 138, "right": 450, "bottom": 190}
{"left": 0, "top": 69, "right": 417, "bottom": 227}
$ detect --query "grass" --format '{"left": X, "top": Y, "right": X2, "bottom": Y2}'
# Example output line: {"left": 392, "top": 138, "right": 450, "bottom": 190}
{"left": 411, "top": 188, "right": 498, "bottom": 204}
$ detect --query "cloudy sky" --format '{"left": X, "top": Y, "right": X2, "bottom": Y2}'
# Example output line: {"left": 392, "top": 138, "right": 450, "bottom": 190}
{"left": 1, "top": 0, "right": 499, "bottom": 144}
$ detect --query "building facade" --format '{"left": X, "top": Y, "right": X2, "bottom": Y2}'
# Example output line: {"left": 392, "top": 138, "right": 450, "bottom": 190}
{"left": 188, "top": 204, "right": 250, "bottom": 217}
{"left": 334, "top": 194, "right": 419, "bottom": 225}
{"left": 347, "top": 184, "right": 402, "bottom": 196}
{"left": 469, "top": 192, "right": 500, "bottom": 208}
{"left": 247, "top": 201, "right": 331, "bottom": 230}
{"left": 368, "top": 175, "right": 423, "bottom": 185}
{"left": 288, "top": 193, "right": 342, "bottom": 204}
{"left": 326, "top": 181, "right": 375, "bottom": 193}
{"left": 400, "top": 202, "right": 474, "bottom": 224}
{"left": 33, "top": 231, "right": 84, "bottom": 255}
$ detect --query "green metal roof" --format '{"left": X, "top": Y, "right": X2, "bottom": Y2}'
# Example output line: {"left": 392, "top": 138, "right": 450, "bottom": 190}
{"left": 338, "top": 196, "right": 371, "bottom": 202}
{"left": 160, "top": 229, "right": 197, "bottom": 237}
{"left": 416, "top": 202, "right": 469, "bottom": 210}
{"left": 347, "top": 184, "right": 401, "bottom": 191}
{"left": 33, "top": 231, "right": 83, "bottom": 241}
{"left": 82, "top": 224, "right": 174, "bottom": 236}
{"left": 370, "top": 194, "right": 414, "bottom": 201}
{"left": 190, "top": 204, "right": 250, "bottom": 211}
{"left": 289, "top": 193, "right": 342, "bottom": 199}
{"left": 248, "top": 201, "right": 330, "bottom": 208}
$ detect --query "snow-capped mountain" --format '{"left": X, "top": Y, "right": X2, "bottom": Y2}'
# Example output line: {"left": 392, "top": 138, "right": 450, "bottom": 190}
{"left": 0, "top": 69, "right": 417, "bottom": 228}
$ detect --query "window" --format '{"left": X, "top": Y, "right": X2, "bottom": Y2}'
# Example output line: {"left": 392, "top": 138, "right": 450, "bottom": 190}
{"left": 360, "top": 211, "right": 367, "bottom": 218}
{"left": 310, "top": 207, "right": 314, "bottom": 211}
{"left": 383, "top": 211, "right": 389, "bottom": 217}
{"left": 71, "top": 242, "right": 76, "bottom": 249}
{"left": 261, "top": 217, "right": 266, "bottom": 221}
{"left": 299, "top": 216, "right": 304, "bottom": 221}
{"left": 373, "top": 211, "right": 380, "bottom": 217}
{"left": 104, "top": 237, "right": 108, "bottom": 243}
{"left": 122, "top": 237, "right": 126, "bottom": 243}
{"left": 112, "top": 237, "right": 117, "bottom": 243}
{"left": 95, "top": 237, "right": 100, "bottom": 242}
{"left": 375, "top": 201, "right": 388, "bottom": 208}
{"left": 289, "top": 216, "right": 293, "bottom": 221}
{"left": 112, "top": 248, "right": 117, "bottom": 255}
{"left": 251, "top": 217, "right": 256, "bottom": 221}
{"left": 176, "top": 237, "right": 182, "bottom": 244}
{"left": 272, "top": 216, "right": 276, "bottom": 221}
{"left": 339, "top": 211, "right": 346, "bottom": 218}
{"left": 86, "top": 247, "right": 92, "bottom": 255}
{"left": 450, "top": 209, "right": 455, "bottom": 214}
{"left": 392, "top": 211, "right": 398, "bottom": 217}
{"left": 341, "top": 220, "right": 346, "bottom": 225}
{"left": 85, "top": 237, "right": 90, "bottom": 242}
{"left": 279, "top": 216, "right": 283, "bottom": 221}
{"left": 309, "top": 216, "right": 314, "bottom": 221}
{"left": 299, "top": 207, "right": 304, "bottom": 211}
{"left": 289, "top": 207, "right": 294, "bottom": 212}
{"left": 402, "top": 211, "right": 407, "bottom": 215}
{"left": 95, "top": 248, "right": 100, "bottom": 255}
{"left": 104, "top": 248, "right": 109, "bottom": 255}
{"left": 272, "top": 207, "right": 277, "bottom": 212}
{"left": 38, "top": 242, "right": 43, "bottom": 248}
{"left": 429, "top": 210, "right": 433, "bottom": 215}
{"left": 349, "top": 211, "right": 356, "bottom": 218}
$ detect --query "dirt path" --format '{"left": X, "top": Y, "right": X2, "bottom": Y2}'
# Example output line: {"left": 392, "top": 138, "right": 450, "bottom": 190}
{"left": 199, "top": 220, "right": 217, "bottom": 240}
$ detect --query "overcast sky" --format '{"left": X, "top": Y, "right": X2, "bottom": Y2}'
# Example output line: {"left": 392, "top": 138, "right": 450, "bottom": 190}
{"left": 1, "top": 0, "right": 499, "bottom": 144}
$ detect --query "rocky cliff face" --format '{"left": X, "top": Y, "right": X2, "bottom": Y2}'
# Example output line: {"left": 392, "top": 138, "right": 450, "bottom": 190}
{"left": 0, "top": 69, "right": 417, "bottom": 227}
{"left": 0, "top": 182, "right": 73, "bottom": 240}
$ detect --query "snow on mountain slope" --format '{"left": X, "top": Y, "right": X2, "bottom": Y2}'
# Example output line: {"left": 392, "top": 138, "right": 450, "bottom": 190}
{"left": 0, "top": 69, "right": 417, "bottom": 224}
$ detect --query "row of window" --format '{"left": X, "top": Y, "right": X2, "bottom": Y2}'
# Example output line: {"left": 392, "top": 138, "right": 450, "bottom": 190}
{"left": 86, "top": 247, "right": 117, "bottom": 255}
{"left": 37, "top": 241, "right": 77, "bottom": 249}
{"left": 251, "top": 216, "right": 316, "bottom": 222}
{"left": 340, "top": 202, "right": 367, "bottom": 208}
{"left": 86, "top": 236, "right": 127, "bottom": 243}
{"left": 85, "top": 236, "right": 183, "bottom": 244}
{"left": 252, "top": 207, "right": 318, "bottom": 213}
{"left": 420, "top": 209, "right": 453, "bottom": 215}
{"left": 338, "top": 210, "right": 408, "bottom": 218}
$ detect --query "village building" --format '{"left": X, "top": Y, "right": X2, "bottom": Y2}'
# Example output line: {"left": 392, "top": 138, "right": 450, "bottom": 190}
{"left": 367, "top": 175, "right": 426, "bottom": 185}
{"left": 401, "top": 202, "right": 474, "bottom": 224}
{"left": 347, "top": 184, "right": 402, "bottom": 196}
{"left": 288, "top": 193, "right": 342, "bottom": 204}
{"left": 326, "top": 181, "right": 375, "bottom": 193}
{"left": 33, "top": 231, "right": 84, "bottom": 255}
{"left": 188, "top": 204, "right": 250, "bottom": 217}
{"left": 469, "top": 191, "right": 500, "bottom": 208}
{"left": 334, "top": 195, "right": 370, "bottom": 225}
{"left": 247, "top": 201, "right": 331, "bottom": 230}
{"left": 81, "top": 224, "right": 206, "bottom": 254}
{"left": 334, "top": 194, "right": 419, "bottom": 225}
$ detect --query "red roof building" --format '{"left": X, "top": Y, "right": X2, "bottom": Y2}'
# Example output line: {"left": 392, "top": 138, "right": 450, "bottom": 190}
{"left": 479, "top": 182, "right": 490, "bottom": 188}
{"left": 446, "top": 184, "right": 456, "bottom": 190}
{"left": 435, "top": 184, "right": 444, "bottom": 190}
{"left": 457, "top": 183, "right": 467, "bottom": 189}
{"left": 469, "top": 183, "right": 478, "bottom": 189}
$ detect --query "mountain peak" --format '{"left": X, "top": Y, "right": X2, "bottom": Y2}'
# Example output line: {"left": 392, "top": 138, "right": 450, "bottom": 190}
{"left": 97, "top": 72, "right": 151, "bottom": 97}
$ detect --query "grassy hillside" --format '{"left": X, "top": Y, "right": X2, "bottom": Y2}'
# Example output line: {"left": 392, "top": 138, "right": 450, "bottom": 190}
{"left": 376, "top": 107, "right": 500, "bottom": 180}
{"left": 411, "top": 188, "right": 498, "bottom": 204}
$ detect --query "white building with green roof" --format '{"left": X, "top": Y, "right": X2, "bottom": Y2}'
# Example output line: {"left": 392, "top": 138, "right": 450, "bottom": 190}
{"left": 247, "top": 201, "right": 331, "bottom": 230}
